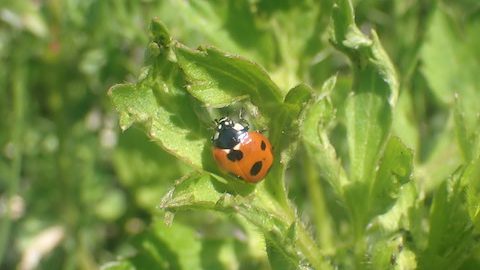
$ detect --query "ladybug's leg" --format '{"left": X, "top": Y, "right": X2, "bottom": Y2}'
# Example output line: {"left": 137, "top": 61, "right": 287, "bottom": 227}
{"left": 240, "top": 121, "right": 249, "bottom": 131}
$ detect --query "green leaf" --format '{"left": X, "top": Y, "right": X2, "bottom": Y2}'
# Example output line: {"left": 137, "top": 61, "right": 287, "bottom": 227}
{"left": 113, "top": 128, "right": 189, "bottom": 210}
{"left": 295, "top": 77, "right": 340, "bottom": 251}
{"left": 263, "top": 0, "right": 324, "bottom": 89}
{"left": 160, "top": 173, "right": 288, "bottom": 236}
{"left": 454, "top": 98, "right": 480, "bottom": 162}
{"left": 331, "top": 0, "right": 399, "bottom": 184}
{"left": 150, "top": 18, "right": 172, "bottom": 48}
{"left": 344, "top": 86, "right": 392, "bottom": 183}
{"left": 102, "top": 218, "right": 203, "bottom": 270}
{"left": 271, "top": 83, "right": 313, "bottom": 165}
{"left": 110, "top": 19, "right": 329, "bottom": 269}
{"left": 160, "top": 173, "right": 232, "bottom": 212}
{"left": 416, "top": 125, "right": 463, "bottom": 193}
{"left": 163, "top": 176, "right": 265, "bottom": 225}
{"left": 395, "top": 250, "right": 418, "bottom": 270}
{"left": 301, "top": 75, "right": 348, "bottom": 196}
{"left": 265, "top": 234, "right": 300, "bottom": 270}
{"left": 109, "top": 82, "right": 208, "bottom": 170}
{"left": 175, "top": 45, "right": 283, "bottom": 109}
{"left": 463, "top": 157, "right": 480, "bottom": 231}
{"left": 421, "top": 8, "right": 480, "bottom": 162}
{"left": 369, "top": 136, "right": 413, "bottom": 217}
{"left": 421, "top": 8, "right": 479, "bottom": 105}
{"left": 370, "top": 232, "right": 417, "bottom": 270}
{"left": 257, "top": 82, "right": 334, "bottom": 229}
{"left": 420, "top": 169, "right": 476, "bottom": 269}
{"left": 155, "top": 1, "right": 277, "bottom": 67}
{"left": 159, "top": 173, "right": 299, "bottom": 263}
{"left": 393, "top": 91, "right": 419, "bottom": 152}
{"left": 159, "top": 172, "right": 329, "bottom": 270}
{"left": 329, "top": 0, "right": 399, "bottom": 242}
{"left": 371, "top": 182, "right": 417, "bottom": 233}
{"left": 108, "top": 25, "right": 216, "bottom": 173}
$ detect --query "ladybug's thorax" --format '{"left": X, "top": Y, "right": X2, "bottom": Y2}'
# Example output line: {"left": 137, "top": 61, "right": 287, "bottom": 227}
{"left": 212, "top": 118, "right": 248, "bottom": 149}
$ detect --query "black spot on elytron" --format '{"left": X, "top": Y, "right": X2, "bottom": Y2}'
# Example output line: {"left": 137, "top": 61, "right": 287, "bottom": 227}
{"left": 261, "top": 141, "right": 266, "bottom": 151}
{"left": 227, "top": 150, "right": 244, "bottom": 161}
{"left": 250, "top": 161, "right": 263, "bottom": 176}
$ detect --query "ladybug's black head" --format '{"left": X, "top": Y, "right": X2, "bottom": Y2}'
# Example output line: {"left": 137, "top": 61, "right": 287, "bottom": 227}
{"left": 212, "top": 117, "right": 248, "bottom": 149}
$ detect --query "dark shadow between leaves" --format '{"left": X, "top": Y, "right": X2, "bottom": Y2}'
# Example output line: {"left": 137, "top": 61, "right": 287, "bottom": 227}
{"left": 201, "top": 138, "right": 220, "bottom": 173}
{"left": 200, "top": 239, "right": 224, "bottom": 270}
{"left": 149, "top": 80, "right": 207, "bottom": 138}
{"left": 131, "top": 233, "right": 181, "bottom": 270}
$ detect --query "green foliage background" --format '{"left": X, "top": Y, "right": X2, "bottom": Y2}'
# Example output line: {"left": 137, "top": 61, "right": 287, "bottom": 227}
{"left": 1, "top": 0, "right": 480, "bottom": 269}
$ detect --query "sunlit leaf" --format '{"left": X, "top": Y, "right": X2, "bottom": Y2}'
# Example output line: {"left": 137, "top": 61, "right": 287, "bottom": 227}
{"left": 369, "top": 136, "right": 413, "bottom": 217}
{"left": 301, "top": 75, "right": 348, "bottom": 196}
{"left": 175, "top": 45, "right": 283, "bottom": 108}
{"left": 109, "top": 82, "right": 207, "bottom": 170}
{"left": 331, "top": 0, "right": 399, "bottom": 184}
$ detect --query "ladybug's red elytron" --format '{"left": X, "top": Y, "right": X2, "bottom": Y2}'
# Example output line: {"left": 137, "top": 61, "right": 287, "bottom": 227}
{"left": 212, "top": 117, "right": 273, "bottom": 183}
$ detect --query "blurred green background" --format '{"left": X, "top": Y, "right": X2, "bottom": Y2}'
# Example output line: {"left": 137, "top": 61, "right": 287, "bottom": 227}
{"left": 1, "top": 0, "right": 480, "bottom": 269}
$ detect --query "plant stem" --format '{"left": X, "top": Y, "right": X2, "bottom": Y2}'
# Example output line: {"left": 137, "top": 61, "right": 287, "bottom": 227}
{"left": 258, "top": 180, "right": 331, "bottom": 269}
{"left": 304, "top": 145, "right": 334, "bottom": 251}
{"left": 0, "top": 54, "right": 25, "bottom": 265}
{"left": 296, "top": 221, "right": 332, "bottom": 270}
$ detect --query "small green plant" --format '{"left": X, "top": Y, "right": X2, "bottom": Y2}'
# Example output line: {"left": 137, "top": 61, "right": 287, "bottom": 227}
{"left": 106, "top": 0, "right": 480, "bottom": 269}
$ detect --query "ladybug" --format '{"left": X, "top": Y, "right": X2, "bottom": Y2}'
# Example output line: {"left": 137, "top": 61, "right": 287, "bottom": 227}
{"left": 211, "top": 117, "right": 273, "bottom": 183}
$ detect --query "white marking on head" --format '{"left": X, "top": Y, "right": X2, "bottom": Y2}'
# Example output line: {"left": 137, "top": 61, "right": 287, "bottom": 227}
{"left": 222, "top": 149, "right": 231, "bottom": 153}
{"left": 213, "top": 132, "right": 219, "bottom": 140}
{"left": 233, "top": 123, "right": 244, "bottom": 131}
